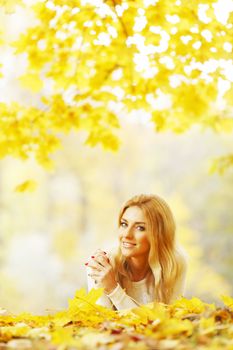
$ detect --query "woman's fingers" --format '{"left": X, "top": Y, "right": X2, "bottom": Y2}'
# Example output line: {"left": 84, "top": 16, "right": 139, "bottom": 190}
{"left": 85, "top": 249, "right": 110, "bottom": 268}
{"left": 88, "top": 257, "right": 108, "bottom": 269}
{"left": 86, "top": 259, "right": 102, "bottom": 270}
{"left": 93, "top": 249, "right": 107, "bottom": 258}
{"left": 94, "top": 254, "right": 109, "bottom": 267}
{"left": 89, "top": 250, "right": 109, "bottom": 265}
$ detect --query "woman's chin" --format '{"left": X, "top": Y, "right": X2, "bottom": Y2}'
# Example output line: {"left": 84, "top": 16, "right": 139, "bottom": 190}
{"left": 120, "top": 246, "right": 134, "bottom": 256}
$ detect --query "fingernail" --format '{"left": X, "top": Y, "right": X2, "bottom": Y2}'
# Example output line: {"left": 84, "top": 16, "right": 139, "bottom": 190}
{"left": 91, "top": 256, "right": 95, "bottom": 258}
{"left": 85, "top": 263, "right": 88, "bottom": 266}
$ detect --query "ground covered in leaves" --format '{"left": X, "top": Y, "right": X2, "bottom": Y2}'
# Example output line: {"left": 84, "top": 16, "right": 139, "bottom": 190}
{"left": 0, "top": 290, "right": 233, "bottom": 350}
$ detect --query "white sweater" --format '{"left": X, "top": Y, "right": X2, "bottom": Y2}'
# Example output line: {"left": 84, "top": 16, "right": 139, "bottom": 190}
{"left": 86, "top": 249, "right": 188, "bottom": 310}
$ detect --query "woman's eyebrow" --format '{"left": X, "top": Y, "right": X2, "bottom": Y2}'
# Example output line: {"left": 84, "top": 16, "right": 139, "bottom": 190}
{"left": 121, "top": 218, "right": 146, "bottom": 225}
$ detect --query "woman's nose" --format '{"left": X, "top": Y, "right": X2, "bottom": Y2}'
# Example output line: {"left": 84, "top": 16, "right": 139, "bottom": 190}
{"left": 123, "top": 226, "right": 134, "bottom": 238}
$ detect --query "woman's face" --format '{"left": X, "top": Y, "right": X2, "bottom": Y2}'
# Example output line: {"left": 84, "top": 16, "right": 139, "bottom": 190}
{"left": 118, "top": 206, "right": 150, "bottom": 258}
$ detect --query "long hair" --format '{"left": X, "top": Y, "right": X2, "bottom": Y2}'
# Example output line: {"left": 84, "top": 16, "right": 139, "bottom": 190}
{"left": 110, "top": 194, "right": 187, "bottom": 304}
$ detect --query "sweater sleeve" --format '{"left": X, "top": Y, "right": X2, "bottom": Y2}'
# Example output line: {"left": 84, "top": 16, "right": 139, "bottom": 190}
{"left": 106, "top": 283, "right": 141, "bottom": 310}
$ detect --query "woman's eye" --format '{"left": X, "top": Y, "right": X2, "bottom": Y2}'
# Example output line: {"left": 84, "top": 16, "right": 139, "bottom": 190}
{"left": 120, "top": 222, "right": 145, "bottom": 231}
{"left": 120, "top": 222, "right": 127, "bottom": 227}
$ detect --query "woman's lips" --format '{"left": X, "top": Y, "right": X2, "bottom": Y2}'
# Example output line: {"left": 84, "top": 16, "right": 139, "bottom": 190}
{"left": 122, "top": 242, "right": 136, "bottom": 248}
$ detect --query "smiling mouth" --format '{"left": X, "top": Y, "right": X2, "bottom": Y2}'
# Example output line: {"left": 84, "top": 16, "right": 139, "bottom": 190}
{"left": 122, "top": 242, "right": 136, "bottom": 248}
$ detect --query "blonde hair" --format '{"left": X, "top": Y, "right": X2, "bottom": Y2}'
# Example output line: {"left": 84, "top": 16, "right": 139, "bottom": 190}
{"left": 110, "top": 194, "right": 187, "bottom": 305}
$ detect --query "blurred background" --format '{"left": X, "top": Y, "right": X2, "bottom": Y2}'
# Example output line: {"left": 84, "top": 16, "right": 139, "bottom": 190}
{"left": 0, "top": 1, "right": 232, "bottom": 314}
{"left": 0, "top": 122, "right": 232, "bottom": 313}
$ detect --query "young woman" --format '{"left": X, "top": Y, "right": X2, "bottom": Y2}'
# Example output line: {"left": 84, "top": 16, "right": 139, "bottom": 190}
{"left": 85, "top": 194, "right": 188, "bottom": 310}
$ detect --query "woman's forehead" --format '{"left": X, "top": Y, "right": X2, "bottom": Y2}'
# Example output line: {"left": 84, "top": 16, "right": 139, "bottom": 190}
{"left": 122, "top": 206, "right": 146, "bottom": 222}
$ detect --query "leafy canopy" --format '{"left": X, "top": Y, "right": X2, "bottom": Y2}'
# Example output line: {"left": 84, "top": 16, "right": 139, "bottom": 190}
{"left": 0, "top": 0, "right": 232, "bottom": 169}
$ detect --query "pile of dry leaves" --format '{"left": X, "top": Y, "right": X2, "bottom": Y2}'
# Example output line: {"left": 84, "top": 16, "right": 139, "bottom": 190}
{"left": 0, "top": 289, "right": 232, "bottom": 349}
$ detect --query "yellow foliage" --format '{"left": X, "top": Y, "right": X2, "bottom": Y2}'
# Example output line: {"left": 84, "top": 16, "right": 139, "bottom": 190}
{"left": 209, "top": 154, "right": 233, "bottom": 175}
{"left": 157, "top": 318, "right": 194, "bottom": 338}
{"left": 0, "top": 0, "right": 232, "bottom": 169}
{"left": 0, "top": 290, "right": 233, "bottom": 349}
{"left": 220, "top": 295, "right": 233, "bottom": 311}
{"left": 52, "top": 327, "right": 82, "bottom": 348}
{"left": 199, "top": 316, "right": 216, "bottom": 335}
{"left": 169, "top": 297, "right": 215, "bottom": 317}
{"left": 14, "top": 179, "right": 37, "bottom": 193}
{"left": 19, "top": 73, "right": 44, "bottom": 93}
{"left": 0, "top": 0, "right": 24, "bottom": 14}
{"left": 84, "top": 127, "right": 120, "bottom": 151}
{"left": 0, "top": 323, "right": 30, "bottom": 338}
{"left": 130, "top": 302, "right": 169, "bottom": 325}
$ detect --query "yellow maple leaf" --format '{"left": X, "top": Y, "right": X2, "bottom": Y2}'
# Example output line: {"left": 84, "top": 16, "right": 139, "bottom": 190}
{"left": 159, "top": 318, "right": 194, "bottom": 337}
{"left": 131, "top": 302, "right": 169, "bottom": 324}
{"left": 220, "top": 295, "right": 233, "bottom": 310}
{"left": 15, "top": 180, "right": 37, "bottom": 193}
{"left": 51, "top": 327, "right": 82, "bottom": 348}
{"left": 69, "top": 288, "right": 105, "bottom": 311}
{"left": 19, "top": 73, "right": 43, "bottom": 93}
{"left": 170, "top": 297, "right": 215, "bottom": 318}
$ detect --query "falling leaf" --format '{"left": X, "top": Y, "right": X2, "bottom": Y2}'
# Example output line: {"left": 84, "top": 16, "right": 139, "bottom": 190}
{"left": 15, "top": 180, "right": 37, "bottom": 193}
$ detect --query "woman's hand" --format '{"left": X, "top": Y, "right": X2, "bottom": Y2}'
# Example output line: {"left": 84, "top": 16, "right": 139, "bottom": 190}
{"left": 86, "top": 249, "right": 118, "bottom": 294}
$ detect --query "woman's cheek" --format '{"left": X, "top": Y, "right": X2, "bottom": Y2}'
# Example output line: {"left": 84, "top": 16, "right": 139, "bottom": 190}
{"left": 139, "top": 233, "right": 148, "bottom": 244}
